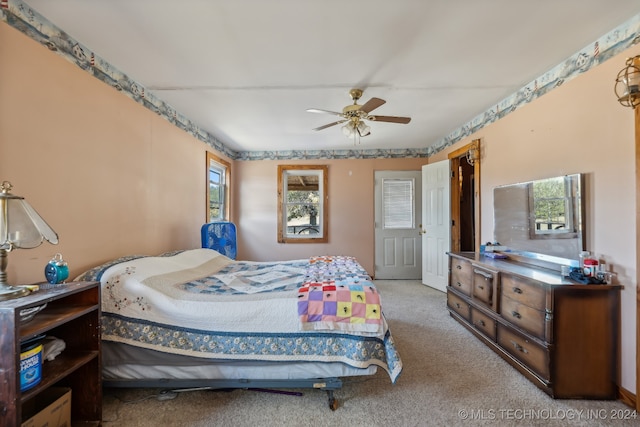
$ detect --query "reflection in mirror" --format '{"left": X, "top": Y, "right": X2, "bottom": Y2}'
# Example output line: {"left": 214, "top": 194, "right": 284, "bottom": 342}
{"left": 494, "top": 174, "right": 584, "bottom": 261}
{"left": 528, "top": 176, "right": 581, "bottom": 240}
{"left": 277, "top": 165, "right": 328, "bottom": 243}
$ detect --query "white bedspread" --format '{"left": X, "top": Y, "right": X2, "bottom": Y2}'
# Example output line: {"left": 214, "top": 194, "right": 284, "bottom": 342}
{"left": 100, "top": 249, "right": 334, "bottom": 334}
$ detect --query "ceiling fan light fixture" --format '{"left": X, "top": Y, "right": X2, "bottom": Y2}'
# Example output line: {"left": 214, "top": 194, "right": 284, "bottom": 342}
{"left": 357, "top": 121, "right": 371, "bottom": 137}
{"left": 341, "top": 122, "right": 355, "bottom": 137}
{"left": 307, "top": 89, "right": 411, "bottom": 143}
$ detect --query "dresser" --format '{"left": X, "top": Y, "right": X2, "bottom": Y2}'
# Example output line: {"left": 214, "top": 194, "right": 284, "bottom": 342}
{"left": 447, "top": 252, "right": 620, "bottom": 399}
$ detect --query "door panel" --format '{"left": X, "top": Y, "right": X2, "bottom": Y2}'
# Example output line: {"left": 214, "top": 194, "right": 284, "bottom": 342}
{"left": 374, "top": 171, "right": 422, "bottom": 279}
{"left": 422, "top": 160, "right": 450, "bottom": 292}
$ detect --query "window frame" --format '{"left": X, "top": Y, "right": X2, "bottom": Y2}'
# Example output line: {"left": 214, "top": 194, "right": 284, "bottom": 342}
{"left": 277, "top": 164, "right": 328, "bottom": 243}
{"left": 206, "top": 152, "right": 231, "bottom": 222}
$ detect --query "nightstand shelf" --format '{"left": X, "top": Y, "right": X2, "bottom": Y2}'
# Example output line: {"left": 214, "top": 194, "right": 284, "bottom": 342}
{"left": 20, "top": 304, "right": 98, "bottom": 339}
{"left": 21, "top": 351, "right": 99, "bottom": 401}
{"left": 0, "top": 281, "right": 102, "bottom": 426}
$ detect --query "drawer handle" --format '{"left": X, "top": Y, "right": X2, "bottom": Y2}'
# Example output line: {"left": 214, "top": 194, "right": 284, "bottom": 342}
{"left": 512, "top": 287, "right": 523, "bottom": 294}
{"left": 478, "top": 320, "right": 486, "bottom": 327}
{"left": 510, "top": 340, "right": 528, "bottom": 354}
{"left": 473, "top": 269, "right": 493, "bottom": 279}
{"left": 478, "top": 285, "right": 484, "bottom": 290}
{"left": 511, "top": 311, "right": 522, "bottom": 319}
{"left": 456, "top": 265, "right": 462, "bottom": 270}
{"left": 455, "top": 303, "right": 461, "bottom": 309}
{"left": 456, "top": 281, "right": 463, "bottom": 287}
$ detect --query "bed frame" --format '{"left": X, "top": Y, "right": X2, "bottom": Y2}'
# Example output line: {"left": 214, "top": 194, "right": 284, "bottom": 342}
{"left": 103, "top": 377, "right": 343, "bottom": 410}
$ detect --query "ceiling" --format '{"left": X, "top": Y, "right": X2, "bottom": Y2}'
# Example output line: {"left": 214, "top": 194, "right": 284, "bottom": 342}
{"left": 24, "top": 1, "right": 640, "bottom": 154}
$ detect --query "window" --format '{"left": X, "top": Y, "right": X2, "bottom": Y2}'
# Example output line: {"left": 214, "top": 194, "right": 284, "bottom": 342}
{"left": 382, "top": 178, "right": 415, "bottom": 229}
{"left": 206, "top": 152, "right": 230, "bottom": 222}
{"left": 277, "top": 165, "right": 328, "bottom": 243}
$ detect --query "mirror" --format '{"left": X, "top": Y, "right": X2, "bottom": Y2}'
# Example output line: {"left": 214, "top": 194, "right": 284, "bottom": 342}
{"left": 493, "top": 174, "right": 584, "bottom": 262}
{"left": 277, "top": 165, "right": 328, "bottom": 243}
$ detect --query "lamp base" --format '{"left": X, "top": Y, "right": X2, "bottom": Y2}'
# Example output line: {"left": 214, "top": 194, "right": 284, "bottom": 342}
{"left": 0, "top": 284, "right": 30, "bottom": 301}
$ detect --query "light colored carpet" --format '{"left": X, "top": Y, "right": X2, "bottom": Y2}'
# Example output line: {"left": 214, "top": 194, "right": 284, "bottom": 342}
{"left": 102, "top": 280, "right": 633, "bottom": 426}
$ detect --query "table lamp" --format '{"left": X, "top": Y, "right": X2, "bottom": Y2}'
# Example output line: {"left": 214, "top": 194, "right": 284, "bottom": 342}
{"left": 0, "top": 181, "right": 59, "bottom": 300}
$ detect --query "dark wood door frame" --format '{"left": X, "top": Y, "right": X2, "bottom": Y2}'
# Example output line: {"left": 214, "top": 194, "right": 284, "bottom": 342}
{"left": 635, "top": 107, "right": 640, "bottom": 411}
{"left": 448, "top": 139, "right": 481, "bottom": 253}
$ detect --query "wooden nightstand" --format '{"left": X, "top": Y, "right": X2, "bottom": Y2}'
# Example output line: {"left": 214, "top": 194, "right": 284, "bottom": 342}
{"left": 0, "top": 281, "right": 101, "bottom": 426}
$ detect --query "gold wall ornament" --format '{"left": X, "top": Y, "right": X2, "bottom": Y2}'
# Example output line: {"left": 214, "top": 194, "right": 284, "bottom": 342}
{"left": 614, "top": 55, "right": 640, "bottom": 108}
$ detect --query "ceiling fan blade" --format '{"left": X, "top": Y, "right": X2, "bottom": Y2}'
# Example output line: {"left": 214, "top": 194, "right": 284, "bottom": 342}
{"left": 306, "top": 108, "right": 343, "bottom": 116}
{"left": 369, "top": 115, "right": 411, "bottom": 124}
{"left": 312, "top": 120, "right": 346, "bottom": 131}
{"left": 359, "top": 97, "right": 386, "bottom": 114}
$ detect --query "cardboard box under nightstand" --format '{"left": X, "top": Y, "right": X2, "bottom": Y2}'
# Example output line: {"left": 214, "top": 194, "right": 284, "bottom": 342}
{"left": 21, "top": 387, "right": 71, "bottom": 427}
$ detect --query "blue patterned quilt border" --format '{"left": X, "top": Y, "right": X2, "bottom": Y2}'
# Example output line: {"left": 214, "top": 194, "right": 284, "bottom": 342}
{"left": 102, "top": 313, "right": 403, "bottom": 383}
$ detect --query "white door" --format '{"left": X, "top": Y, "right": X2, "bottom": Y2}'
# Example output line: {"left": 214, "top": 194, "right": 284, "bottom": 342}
{"left": 421, "top": 160, "right": 451, "bottom": 292}
{"left": 374, "top": 171, "right": 422, "bottom": 279}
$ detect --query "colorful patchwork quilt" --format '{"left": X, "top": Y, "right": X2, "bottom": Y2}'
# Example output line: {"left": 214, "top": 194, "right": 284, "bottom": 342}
{"left": 297, "top": 279, "right": 383, "bottom": 334}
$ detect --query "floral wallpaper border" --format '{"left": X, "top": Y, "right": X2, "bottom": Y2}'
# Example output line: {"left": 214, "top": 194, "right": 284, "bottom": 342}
{"left": 2, "top": 0, "right": 640, "bottom": 161}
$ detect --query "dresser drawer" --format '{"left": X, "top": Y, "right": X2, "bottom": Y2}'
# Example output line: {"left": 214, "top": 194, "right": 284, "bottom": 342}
{"left": 447, "top": 291, "right": 470, "bottom": 321}
{"left": 497, "top": 324, "right": 550, "bottom": 381}
{"left": 500, "top": 294, "right": 546, "bottom": 339}
{"left": 501, "top": 274, "right": 546, "bottom": 311}
{"left": 450, "top": 257, "right": 472, "bottom": 296}
{"left": 472, "top": 265, "right": 498, "bottom": 311}
{"left": 471, "top": 307, "right": 496, "bottom": 341}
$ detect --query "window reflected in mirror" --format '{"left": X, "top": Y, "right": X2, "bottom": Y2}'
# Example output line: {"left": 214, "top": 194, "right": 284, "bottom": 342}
{"left": 277, "top": 165, "right": 328, "bottom": 243}
{"left": 529, "top": 175, "right": 580, "bottom": 238}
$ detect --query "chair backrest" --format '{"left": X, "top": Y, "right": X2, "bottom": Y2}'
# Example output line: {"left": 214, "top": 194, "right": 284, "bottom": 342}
{"left": 201, "top": 222, "right": 237, "bottom": 260}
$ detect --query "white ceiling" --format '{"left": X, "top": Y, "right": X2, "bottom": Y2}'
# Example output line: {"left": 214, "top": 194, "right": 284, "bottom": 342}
{"left": 25, "top": 1, "right": 640, "bottom": 153}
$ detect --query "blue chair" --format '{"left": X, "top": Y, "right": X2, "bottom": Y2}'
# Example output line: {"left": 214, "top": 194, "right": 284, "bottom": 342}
{"left": 201, "top": 222, "right": 237, "bottom": 260}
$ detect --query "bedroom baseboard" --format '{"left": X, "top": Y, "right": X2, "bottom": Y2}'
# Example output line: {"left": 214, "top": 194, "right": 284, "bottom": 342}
{"left": 618, "top": 385, "right": 636, "bottom": 409}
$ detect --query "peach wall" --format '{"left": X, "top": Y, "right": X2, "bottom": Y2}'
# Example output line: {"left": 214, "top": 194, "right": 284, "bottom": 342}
{"left": 430, "top": 47, "right": 637, "bottom": 393}
{"left": 234, "top": 157, "right": 427, "bottom": 274}
{"left": 0, "top": 22, "right": 226, "bottom": 281}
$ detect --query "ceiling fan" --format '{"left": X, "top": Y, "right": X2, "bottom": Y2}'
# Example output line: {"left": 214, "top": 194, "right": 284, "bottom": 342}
{"left": 307, "top": 89, "right": 411, "bottom": 142}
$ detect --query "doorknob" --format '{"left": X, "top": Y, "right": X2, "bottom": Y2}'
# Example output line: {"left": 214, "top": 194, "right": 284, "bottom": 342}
{"left": 418, "top": 224, "right": 426, "bottom": 235}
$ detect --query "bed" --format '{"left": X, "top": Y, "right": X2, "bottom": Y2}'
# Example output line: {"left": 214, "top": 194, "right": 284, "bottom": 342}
{"left": 75, "top": 248, "right": 403, "bottom": 409}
